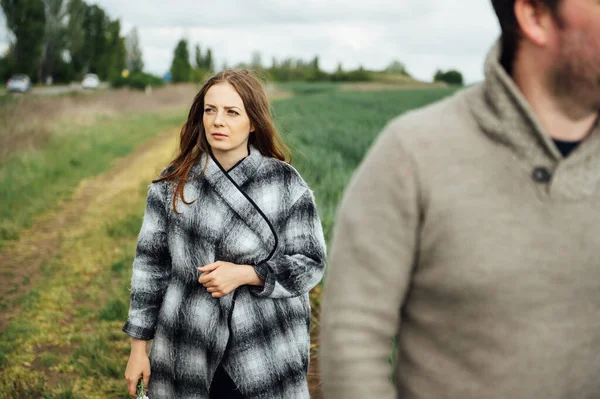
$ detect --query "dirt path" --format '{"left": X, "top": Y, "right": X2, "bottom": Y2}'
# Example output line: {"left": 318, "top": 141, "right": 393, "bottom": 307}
{"left": 0, "top": 128, "right": 180, "bottom": 331}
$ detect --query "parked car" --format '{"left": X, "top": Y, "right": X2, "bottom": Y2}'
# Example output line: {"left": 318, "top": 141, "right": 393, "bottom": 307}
{"left": 6, "top": 74, "right": 31, "bottom": 93}
{"left": 81, "top": 73, "right": 100, "bottom": 90}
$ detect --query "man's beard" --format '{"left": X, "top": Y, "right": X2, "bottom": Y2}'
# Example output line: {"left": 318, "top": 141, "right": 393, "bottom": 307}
{"left": 549, "top": 28, "right": 600, "bottom": 114}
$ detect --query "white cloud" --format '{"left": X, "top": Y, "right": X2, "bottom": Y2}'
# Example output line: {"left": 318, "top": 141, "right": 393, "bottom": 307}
{"left": 0, "top": 1, "right": 501, "bottom": 83}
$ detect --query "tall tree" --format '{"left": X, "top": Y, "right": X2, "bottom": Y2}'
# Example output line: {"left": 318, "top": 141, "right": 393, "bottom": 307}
{"left": 1, "top": 0, "right": 46, "bottom": 81}
{"left": 106, "top": 19, "right": 126, "bottom": 81}
{"left": 82, "top": 4, "right": 108, "bottom": 78}
{"left": 41, "top": 0, "right": 69, "bottom": 82}
{"left": 205, "top": 48, "right": 213, "bottom": 71}
{"left": 125, "top": 26, "right": 143, "bottom": 73}
{"left": 170, "top": 39, "right": 191, "bottom": 83}
{"left": 66, "top": 0, "right": 87, "bottom": 78}
{"left": 195, "top": 44, "right": 203, "bottom": 69}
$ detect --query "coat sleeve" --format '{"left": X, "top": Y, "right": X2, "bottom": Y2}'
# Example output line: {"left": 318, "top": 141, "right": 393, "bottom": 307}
{"left": 250, "top": 188, "right": 327, "bottom": 299}
{"left": 122, "top": 181, "right": 172, "bottom": 340}
{"left": 320, "top": 125, "right": 421, "bottom": 399}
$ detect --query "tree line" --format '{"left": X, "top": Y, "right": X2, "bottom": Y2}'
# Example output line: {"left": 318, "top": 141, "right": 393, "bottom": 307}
{"left": 168, "top": 41, "right": 453, "bottom": 85}
{"left": 0, "top": 1, "right": 464, "bottom": 87}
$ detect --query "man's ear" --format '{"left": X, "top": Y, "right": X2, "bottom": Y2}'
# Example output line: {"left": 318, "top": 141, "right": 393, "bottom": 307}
{"left": 514, "top": 0, "right": 557, "bottom": 47}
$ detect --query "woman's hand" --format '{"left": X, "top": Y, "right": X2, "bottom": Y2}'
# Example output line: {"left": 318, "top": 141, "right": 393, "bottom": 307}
{"left": 125, "top": 339, "right": 151, "bottom": 397}
{"left": 198, "top": 261, "right": 262, "bottom": 298}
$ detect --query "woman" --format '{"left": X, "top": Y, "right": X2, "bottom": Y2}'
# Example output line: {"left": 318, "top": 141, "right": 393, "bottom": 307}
{"left": 123, "top": 69, "right": 326, "bottom": 399}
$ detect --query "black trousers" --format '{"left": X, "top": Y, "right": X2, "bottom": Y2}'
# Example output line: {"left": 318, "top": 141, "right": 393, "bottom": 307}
{"left": 209, "top": 365, "right": 244, "bottom": 399}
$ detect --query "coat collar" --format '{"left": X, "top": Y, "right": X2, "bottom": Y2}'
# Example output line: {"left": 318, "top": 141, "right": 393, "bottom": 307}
{"left": 192, "top": 144, "right": 263, "bottom": 187}
{"left": 190, "top": 146, "right": 276, "bottom": 261}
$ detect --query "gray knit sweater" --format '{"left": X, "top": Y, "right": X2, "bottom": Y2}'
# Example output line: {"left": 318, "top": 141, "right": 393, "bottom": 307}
{"left": 320, "top": 41, "right": 600, "bottom": 399}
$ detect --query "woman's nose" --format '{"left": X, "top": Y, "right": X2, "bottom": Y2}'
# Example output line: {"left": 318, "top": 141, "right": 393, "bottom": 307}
{"left": 213, "top": 111, "right": 225, "bottom": 126}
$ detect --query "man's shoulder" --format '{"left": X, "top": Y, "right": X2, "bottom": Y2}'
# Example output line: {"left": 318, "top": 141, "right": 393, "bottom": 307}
{"left": 384, "top": 84, "right": 481, "bottom": 149}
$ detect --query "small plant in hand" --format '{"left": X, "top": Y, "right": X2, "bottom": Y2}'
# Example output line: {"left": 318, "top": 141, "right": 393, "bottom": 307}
{"left": 137, "top": 378, "right": 149, "bottom": 399}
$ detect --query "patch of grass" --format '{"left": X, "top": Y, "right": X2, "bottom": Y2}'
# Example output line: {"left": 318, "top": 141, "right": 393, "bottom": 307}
{"left": 276, "top": 81, "right": 340, "bottom": 96}
{"left": 99, "top": 298, "right": 128, "bottom": 322}
{"left": 0, "top": 223, "right": 20, "bottom": 243}
{"left": 110, "top": 256, "right": 133, "bottom": 275}
{"left": 106, "top": 214, "right": 143, "bottom": 239}
{"left": 72, "top": 334, "right": 125, "bottom": 379}
{"left": 74, "top": 306, "right": 95, "bottom": 319}
{"left": 38, "top": 352, "right": 61, "bottom": 368}
{"left": 0, "top": 373, "right": 47, "bottom": 399}
{"left": 15, "top": 288, "right": 41, "bottom": 308}
{"left": 0, "top": 318, "right": 39, "bottom": 368}
{"left": 43, "top": 388, "right": 77, "bottom": 399}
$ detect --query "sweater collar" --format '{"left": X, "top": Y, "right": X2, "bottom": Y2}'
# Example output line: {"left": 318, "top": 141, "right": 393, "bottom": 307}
{"left": 468, "top": 39, "right": 600, "bottom": 166}
{"left": 467, "top": 40, "right": 600, "bottom": 201}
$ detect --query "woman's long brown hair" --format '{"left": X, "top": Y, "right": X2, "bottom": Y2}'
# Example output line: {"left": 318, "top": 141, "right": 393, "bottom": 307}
{"left": 154, "top": 69, "right": 291, "bottom": 213}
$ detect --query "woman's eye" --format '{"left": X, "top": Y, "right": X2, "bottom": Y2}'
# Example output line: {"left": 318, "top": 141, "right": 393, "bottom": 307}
{"left": 228, "top": 110, "right": 239, "bottom": 115}
{"left": 204, "top": 108, "right": 214, "bottom": 113}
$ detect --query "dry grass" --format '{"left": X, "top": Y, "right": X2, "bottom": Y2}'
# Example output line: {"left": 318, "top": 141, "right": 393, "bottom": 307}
{"left": 0, "top": 84, "right": 200, "bottom": 163}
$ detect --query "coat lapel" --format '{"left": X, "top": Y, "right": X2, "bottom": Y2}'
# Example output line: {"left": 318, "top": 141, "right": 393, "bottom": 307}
{"left": 197, "top": 146, "right": 277, "bottom": 263}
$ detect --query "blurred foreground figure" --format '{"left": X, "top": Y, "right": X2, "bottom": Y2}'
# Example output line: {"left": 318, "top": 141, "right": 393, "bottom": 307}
{"left": 321, "top": 0, "right": 600, "bottom": 398}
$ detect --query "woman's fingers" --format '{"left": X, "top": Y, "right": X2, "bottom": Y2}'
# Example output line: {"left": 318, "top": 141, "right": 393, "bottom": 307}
{"left": 198, "top": 273, "right": 213, "bottom": 285}
{"left": 126, "top": 375, "right": 139, "bottom": 397}
{"left": 197, "top": 262, "right": 221, "bottom": 273}
{"left": 143, "top": 370, "right": 150, "bottom": 393}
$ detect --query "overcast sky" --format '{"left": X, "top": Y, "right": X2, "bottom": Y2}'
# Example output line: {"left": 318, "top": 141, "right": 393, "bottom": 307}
{"left": 0, "top": 1, "right": 501, "bottom": 84}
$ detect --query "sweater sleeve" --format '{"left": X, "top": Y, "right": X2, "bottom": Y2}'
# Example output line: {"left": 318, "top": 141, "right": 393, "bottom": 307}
{"left": 122, "top": 181, "right": 172, "bottom": 340}
{"left": 250, "top": 188, "right": 327, "bottom": 299}
{"left": 320, "top": 124, "right": 421, "bottom": 399}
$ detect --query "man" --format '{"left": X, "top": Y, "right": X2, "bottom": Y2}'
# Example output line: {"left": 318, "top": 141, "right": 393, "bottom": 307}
{"left": 320, "top": 0, "right": 600, "bottom": 398}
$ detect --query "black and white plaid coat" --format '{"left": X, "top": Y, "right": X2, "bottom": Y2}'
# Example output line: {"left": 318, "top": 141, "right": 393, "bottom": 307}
{"left": 123, "top": 146, "right": 326, "bottom": 398}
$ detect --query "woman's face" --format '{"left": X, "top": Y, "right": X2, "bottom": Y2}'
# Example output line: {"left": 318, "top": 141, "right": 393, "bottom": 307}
{"left": 203, "top": 82, "right": 253, "bottom": 159}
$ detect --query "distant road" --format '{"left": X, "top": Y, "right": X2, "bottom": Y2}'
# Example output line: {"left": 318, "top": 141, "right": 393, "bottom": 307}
{"left": 1, "top": 82, "right": 109, "bottom": 96}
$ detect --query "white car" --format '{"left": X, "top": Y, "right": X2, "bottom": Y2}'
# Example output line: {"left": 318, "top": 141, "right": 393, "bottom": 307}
{"left": 81, "top": 73, "right": 100, "bottom": 90}
{"left": 7, "top": 74, "right": 31, "bottom": 93}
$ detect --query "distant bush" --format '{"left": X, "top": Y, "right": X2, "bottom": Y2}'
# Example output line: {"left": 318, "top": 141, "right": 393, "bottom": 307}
{"left": 330, "top": 66, "right": 373, "bottom": 82}
{"left": 434, "top": 69, "right": 464, "bottom": 86}
{"left": 111, "top": 72, "right": 164, "bottom": 90}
